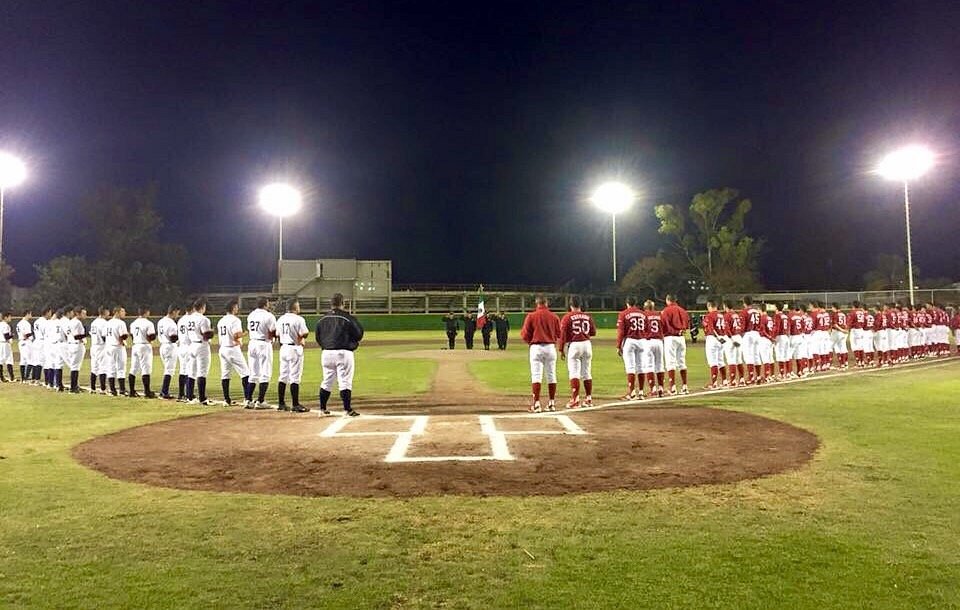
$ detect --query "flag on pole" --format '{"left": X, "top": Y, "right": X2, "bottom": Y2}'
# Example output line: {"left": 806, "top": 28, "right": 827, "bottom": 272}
{"left": 476, "top": 288, "right": 487, "bottom": 330}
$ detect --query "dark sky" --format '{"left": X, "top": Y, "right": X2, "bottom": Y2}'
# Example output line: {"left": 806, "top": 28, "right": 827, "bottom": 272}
{"left": 2, "top": 0, "right": 959, "bottom": 291}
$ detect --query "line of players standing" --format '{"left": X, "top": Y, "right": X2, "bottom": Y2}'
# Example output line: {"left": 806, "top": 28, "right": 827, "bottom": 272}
{"left": 442, "top": 312, "right": 510, "bottom": 350}
{"left": 518, "top": 294, "right": 693, "bottom": 412}
{"left": 700, "top": 298, "right": 958, "bottom": 388}
{"left": 1, "top": 294, "right": 365, "bottom": 416}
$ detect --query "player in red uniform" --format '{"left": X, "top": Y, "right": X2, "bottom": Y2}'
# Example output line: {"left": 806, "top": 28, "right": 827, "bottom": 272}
{"left": 951, "top": 307, "right": 960, "bottom": 356}
{"left": 757, "top": 308, "right": 776, "bottom": 382}
{"left": 643, "top": 301, "right": 665, "bottom": 397}
{"left": 830, "top": 303, "right": 849, "bottom": 369}
{"left": 701, "top": 298, "right": 726, "bottom": 389}
{"left": 723, "top": 301, "right": 746, "bottom": 386}
{"left": 661, "top": 295, "right": 690, "bottom": 395}
{"left": 559, "top": 296, "right": 597, "bottom": 409}
{"left": 847, "top": 301, "right": 866, "bottom": 367}
{"left": 616, "top": 297, "right": 646, "bottom": 401}
{"left": 740, "top": 296, "right": 763, "bottom": 384}
{"left": 520, "top": 295, "right": 562, "bottom": 412}
{"left": 773, "top": 303, "right": 791, "bottom": 379}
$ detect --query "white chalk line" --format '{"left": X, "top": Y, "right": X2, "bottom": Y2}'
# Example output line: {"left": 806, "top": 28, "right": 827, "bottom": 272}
{"left": 320, "top": 413, "right": 589, "bottom": 463}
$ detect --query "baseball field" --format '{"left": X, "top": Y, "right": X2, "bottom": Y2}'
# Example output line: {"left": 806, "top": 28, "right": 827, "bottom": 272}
{"left": 2, "top": 329, "right": 960, "bottom": 608}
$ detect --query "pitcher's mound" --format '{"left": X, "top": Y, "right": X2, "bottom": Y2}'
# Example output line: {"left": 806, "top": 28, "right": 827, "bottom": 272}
{"left": 74, "top": 407, "right": 818, "bottom": 497}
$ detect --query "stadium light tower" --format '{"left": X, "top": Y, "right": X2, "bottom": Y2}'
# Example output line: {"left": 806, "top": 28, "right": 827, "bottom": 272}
{"left": 876, "top": 145, "right": 934, "bottom": 306}
{"left": 259, "top": 182, "right": 302, "bottom": 263}
{"left": 591, "top": 181, "right": 635, "bottom": 283}
{"left": 0, "top": 152, "right": 27, "bottom": 264}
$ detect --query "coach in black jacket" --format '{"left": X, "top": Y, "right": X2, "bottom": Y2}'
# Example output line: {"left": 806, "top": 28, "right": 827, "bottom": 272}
{"left": 315, "top": 293, "right": 364, "bottom": 416}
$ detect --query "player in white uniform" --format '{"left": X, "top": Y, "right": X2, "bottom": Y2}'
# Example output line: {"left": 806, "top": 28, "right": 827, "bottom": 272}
{"left": 0, "top": 312, "right": 14, "bottom": 382}
{"left": 31, "top": 308, "right": 50, "bottom": 385}
{"left": 128, "top": 306, "right": 157, "bottom": 398}
{"left": 16, "top": 309, "right": 34, "bottom": 383}
{"left": 44, "top": 309, "right": 65, "bottom": 390}
{"left": 187, "top": 298, "right": 214, "bottom": 405}
{"left": 61, "top": 306, "right": 88, "bottom": 393}
{"left": 104, "top": 306, "right": 129, "bottom": 396}
{"left": 176, "top": 304, "right": 196, "bottom": 401}
{"left": 316, "top": 293, "right": 365, "bottom": 417}
{"left": 89, "top": 307, "right": 110, "bottom": 393}
{"left": 276, "top": 299, "right": 310, "bottom": 412}
{"left": 156, "top": 305, "right": 180, "bottom": 399}
{"left": 246, "top": 297, "right": 277, "bottom": 409}
{"left": 217, "top": 299, "right": 251, "bottom": 406}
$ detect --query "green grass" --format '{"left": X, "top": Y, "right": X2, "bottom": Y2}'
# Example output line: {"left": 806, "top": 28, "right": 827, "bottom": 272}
{"left": 2, "top": 331, "right": 960, "bottom": 608}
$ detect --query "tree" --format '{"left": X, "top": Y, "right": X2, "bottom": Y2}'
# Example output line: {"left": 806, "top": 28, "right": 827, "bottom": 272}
{"left": 29, "top": 186, "right": 187, "bottom": 310}
{"left": 654, "top": 188, "right": 763, "bottom": 294}
{"left": 619, "top": 252, "right": 690, "bottom": 301}
{"left": 862, "top": 254, "right": 910, "bottom": 291}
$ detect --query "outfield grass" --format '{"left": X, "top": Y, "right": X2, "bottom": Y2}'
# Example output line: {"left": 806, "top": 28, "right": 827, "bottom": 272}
{"left": 2, "top": 331, "right": 960, "bottom": 608}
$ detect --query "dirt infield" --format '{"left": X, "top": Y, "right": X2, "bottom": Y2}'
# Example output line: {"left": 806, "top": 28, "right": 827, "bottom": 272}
{"left": 73, "top": 407, "right": 818, "bottom": 497}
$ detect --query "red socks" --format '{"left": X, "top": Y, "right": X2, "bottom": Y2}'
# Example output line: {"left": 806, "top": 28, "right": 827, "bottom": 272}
{"left": 532, "top": 382, "right": 542, "bottom": 402}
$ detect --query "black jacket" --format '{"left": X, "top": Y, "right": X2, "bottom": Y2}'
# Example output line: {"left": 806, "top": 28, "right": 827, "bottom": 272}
{"left": 494, "top": 315, "right": 510, "bottom": 333}
{"left": 315, "top": 309, "right": 364, "bottom": 351}
{"left": 443, "top": 315, "right": 459, "bottom": 332}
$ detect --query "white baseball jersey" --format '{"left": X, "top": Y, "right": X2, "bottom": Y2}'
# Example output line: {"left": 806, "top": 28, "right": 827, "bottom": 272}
{"left": 0, "top": 321, "right": 11, "bottom": 343}
{"left": 90, "top": 317, "right": 108, "bottom": 346}
{"left": 246, "top": 308, "right": 276, "bottom": 342}
{"left": 46, "top": 316, "right": 62, "bottom": 346}
{"left": 157, "top": 316, "right": 178, "bottom": 344}
{"left": 176, "top": 314, "right": 195, "bottom": 349}
{"left": 276, "top": 313, "right": 309, "bottom": 345}
{"left": 105, "top": 318, "right": 128, "bottom": 346}
{"left": 130, "top": 317, "right": 156, "bottom": 344}
{"left": 33, "top": 317, "right": 47, "bottom": 343}
{"left": 217, "top": 314, "right": 243, "bottom": 348}
{"left": 17, "top": 318, "right": 33, "bottom": 342}
{"left": 64, "top": 318, "right": 85, "bottom": 343}
{"left": 188, "top": 313, "right": 212, "bottom": 343}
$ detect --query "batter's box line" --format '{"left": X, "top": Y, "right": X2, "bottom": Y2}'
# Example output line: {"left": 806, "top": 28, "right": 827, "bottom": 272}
{"left": 318, "top": 414, "right": 588, "bottom": 463}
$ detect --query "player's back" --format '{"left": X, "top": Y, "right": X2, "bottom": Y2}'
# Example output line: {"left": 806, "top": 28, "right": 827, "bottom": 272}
{"left": 644, "top": 310, "right": 664, "bottom": 340}
{"left": 276, "top": 313, "right": 307, "bottom": 344}
{"left": 247, "top": 308, "right": 276, "bottom": 341}
{"left": 217, "top": 314, "right": 240, "bottom": 347}
{"left": 561, "top": 312, "right": 595, "bottom": 343}
{"left": 177, "top": 315, "right": 194, "bottom": 346}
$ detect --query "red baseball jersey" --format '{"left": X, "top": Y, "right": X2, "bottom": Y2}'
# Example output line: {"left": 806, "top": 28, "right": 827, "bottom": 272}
{"left": 660, "top": 303, "right": 689, "bottom": 336}
{"left": 814, "top": 310, "right": 832, "bottom": 331}
{"left": 742, "top": 307, "right": 762, "bottom": 332}
{"left": 760, "top": 313, "right": 776, "bottom": 340}
{"left": 520, "top": 305, "right": 561, "bottom": 344}
{"left": 725, "top": 310, "right": 745, "bottom": 335}
{"left": 776, "top": 312, "right": 789, "bottom": 336}
{"left": 616, "top": 306, "right": 646, "bottom": 347}
{"left": 802, "top": 314, "right": 814, "bottom": 334}
{"left": 560, "top": 311, "right": 596, "bottom": 345}
{"left": 864, "top": 312, "right": 876, "bottom": 329}
{"left": 847, "top": 309, "right": 864, "bottom": 330}
{"left": 644, "top": 310, "right": 664, "bottom": 340}
{"left": 702, "top": 311, "right": 725, "bottom": 336}
{"left": 788, "top": 312, "right": 805, "bottom": 336}
{"left": 833, "top": 311, "right": 848, "bottom": 331}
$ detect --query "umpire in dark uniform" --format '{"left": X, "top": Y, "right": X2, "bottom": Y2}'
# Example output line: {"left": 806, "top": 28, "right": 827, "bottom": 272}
{"left": 462, "top": 312, "right": 477, "bottom": 350}
{"left": 443, "top": 312, "right": 459, "bottom": 349}
{"left": 494, "top": 311, "right": 510, "bottom": 350}
{"left": 316, "top": 293, "right": 364, "bottom": 417}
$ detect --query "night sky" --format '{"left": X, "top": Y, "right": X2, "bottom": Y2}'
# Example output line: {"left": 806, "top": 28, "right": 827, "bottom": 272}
{"left": 2, "top": 1, "right": 959, "bottom": 291}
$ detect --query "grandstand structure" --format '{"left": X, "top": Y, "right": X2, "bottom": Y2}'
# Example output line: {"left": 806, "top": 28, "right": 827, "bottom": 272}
{"left": 204, "top": 258, "right": 619, "bottom": 314}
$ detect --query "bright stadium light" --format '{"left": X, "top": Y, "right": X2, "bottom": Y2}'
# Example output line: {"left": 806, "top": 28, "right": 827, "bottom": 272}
{"left": 877, "top": 145, "right": 934, "bottom": 182}
{"left": 875, "top": 145, "right": 935, "bottom": 306}
{"left": 591, "top": 181, "right": 636, "bottom": 283}
{"left": 0, "top": 151, "right": 28, "bottom": 263}
{"left": 259, "top": 183, "right": 302, "bottom": 262}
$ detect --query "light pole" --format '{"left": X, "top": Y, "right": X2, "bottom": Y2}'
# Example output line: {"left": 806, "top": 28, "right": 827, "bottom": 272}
{"left": 876, "top": 145, "right": 934, "bottom": 306}
{"left": 591, "top": 181, "right": 635, "bottom": 284}
{"left": 0, "top": 152, "right": 27, "bottom": 264}
{"left": 259, "top": 183, "right": 302, "bottom": 284}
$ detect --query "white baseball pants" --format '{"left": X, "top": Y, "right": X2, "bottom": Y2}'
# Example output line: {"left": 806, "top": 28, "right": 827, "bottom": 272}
{"left": 219, "top": 345, "right": 248, "bottom": 379}
{"left": 565, "top": 340, "right": 592, "bottom": 380}
{"left": 321, "top": 349, "right": 355, "bottom": 391}
{"left": 247, "top": 340, "right": 273, "bottom": 383}
{"left": 130, "top": 344, "right": 153, "bottom": 376}
{"left": 528, "top": 343, "right": 557, "bottom": 384}
{"left": 279, "top": 344, "right": 304, "bottom": 384}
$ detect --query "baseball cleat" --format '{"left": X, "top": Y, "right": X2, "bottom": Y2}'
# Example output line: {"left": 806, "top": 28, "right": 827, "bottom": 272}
{"left": 565, "top": 398, "right": 581, "bottom": 409}
{"left": 583, "top": 396, "right": 593, "bottom": 407}
{"left": 292, "top": 405, "right": 310, "bottom": 413}
{"left": 680, "top": 385, "right": 689, "bottom": 395}
{"left": 318, "top": 409, "right": 332, "bottom": 417}
{"left": 243, "top": 400, "right": 255, "bottom": 409}
{"left": 277, "top": 403, "right": 290, "bottom": 412}
{"left": 528, "top": 401, "right": 542, "bottom": 413}
{"left": 198, "top": 399, "right": 214, "bottom": 406}
{"left": 546, "top": 400, "right": 556, "bottom": 412}
{"left": 345, "top": 409, "right": 360, "bottom": 417}
{"left": 253, "top": 401, "right": 273, "bottom": 410}
{"left": 668, "top": 385, "right": 678, "bottom": 396}
{"left": 128, "top": 391, "right": 141, "bottom": 398}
